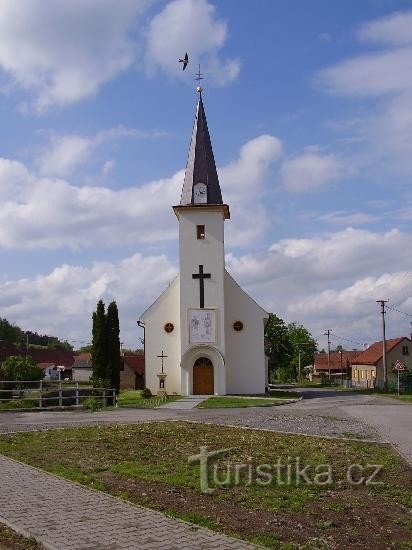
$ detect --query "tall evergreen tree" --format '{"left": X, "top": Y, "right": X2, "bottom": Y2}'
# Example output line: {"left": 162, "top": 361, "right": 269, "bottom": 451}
{"left": 106, "top": 301, "right": 121, "bottom": 392}
{"left": 91, "top": 300, "right": 107, "bottom": 383}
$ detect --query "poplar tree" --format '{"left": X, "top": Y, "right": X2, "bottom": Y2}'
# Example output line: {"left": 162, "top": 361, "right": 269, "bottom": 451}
{"left": 106, "top": 301, "right": 121, "bottom": 392}
{"left": 91, "top": 300, "right": 107, "bottom": 383}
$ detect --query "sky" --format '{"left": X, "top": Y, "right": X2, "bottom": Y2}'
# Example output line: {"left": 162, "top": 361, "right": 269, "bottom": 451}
{"left": 0, "top": 0, "right": 411, "bottom": 352}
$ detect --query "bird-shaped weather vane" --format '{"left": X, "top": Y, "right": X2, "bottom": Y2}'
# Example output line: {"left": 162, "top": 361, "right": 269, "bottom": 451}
{"left": 179, "top": 52, "right": 189, "bottom": 70}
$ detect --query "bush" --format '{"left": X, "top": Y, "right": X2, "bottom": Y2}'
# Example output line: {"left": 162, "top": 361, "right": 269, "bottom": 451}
{"left": 0, "top": 399, "right": 37, "bottom": 410}
{"left": 141, "top": 387, "right": 152, "bottom": 399}
{"left": 83, "top": 396, "right": 103, "bottom": 412}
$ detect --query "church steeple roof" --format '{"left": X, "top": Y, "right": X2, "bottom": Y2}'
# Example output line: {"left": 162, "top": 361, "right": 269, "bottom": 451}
{"left": 180, "top": 94, "right": 223, "bottom": 206}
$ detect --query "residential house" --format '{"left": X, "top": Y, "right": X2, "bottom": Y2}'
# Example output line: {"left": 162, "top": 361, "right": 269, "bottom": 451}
{"left": 122, "top": 355, "right": 145, "bottom": 390}
{"left": 72, "top": 352, "right": 145, "bottom": 390}
{"left": 27, "top": 349, "right": 74, "bottom": 380}
{"left": 352, "top": 337, "right": 411, "bottom": 388}
{"left": 313, "top": 351, "right": 360, "bottom": 381}
{"left": 72, "top": 353, "right": 93, "bottom": 382}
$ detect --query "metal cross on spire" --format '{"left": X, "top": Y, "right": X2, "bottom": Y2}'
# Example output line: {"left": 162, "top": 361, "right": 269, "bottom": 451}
{"left": 195, "top": 64, "right": 204, "bottom": 94}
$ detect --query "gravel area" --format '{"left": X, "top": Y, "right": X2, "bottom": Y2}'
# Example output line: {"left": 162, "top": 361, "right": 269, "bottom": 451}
{"left": 187, "top": 408, "right": 379, "bottom": 440}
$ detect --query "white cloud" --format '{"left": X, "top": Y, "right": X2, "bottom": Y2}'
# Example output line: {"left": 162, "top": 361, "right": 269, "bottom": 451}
{"left": 0, "top": 134, "right": 281, "bottom": 249}
{"left": 318, "top": 210, "right": 379, "bottom": 226}
{"left": 359, "top": 10, "right": 412, "bottom": 46}
{"left": 146, "top": 0, "right": 240, "bottom": 86}
{"left": 315, "top": 9, "right": 412, "bottom": 173}
{"left": 37, "top": 125, "right": 163, "bottom": 177}
{"left": 0, "top": 0, "right": 147, "bottom": 111}
{"left": 221, "top": 135, "right": 282, "bottom": 244}
{"left": 317, "top": 47, "right": 412, "bottom": 98}
{"left": 281, "top": 148, "right": 345, "bottom": 192}
{"left": 0, "top": 253, "right": 177, "bottom": 347}
{"left": 226, "top": 227, "right": 412, "bottom": 347}
{"left": 3, "top": 226, "right": 411, "bottom": 348}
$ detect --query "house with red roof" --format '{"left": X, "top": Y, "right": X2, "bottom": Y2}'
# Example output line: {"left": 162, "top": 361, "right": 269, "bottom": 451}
{"left": 352, "top": 337, "right": 411, "bottom": 388}
{"left": 122, "top": 355, "right": 145, "bottom": 390}
{"left": 313, "top": 350, "right": 360, "bottom": 381}
{"left": 72, "top": 352, "right": 145, "bottom": 389}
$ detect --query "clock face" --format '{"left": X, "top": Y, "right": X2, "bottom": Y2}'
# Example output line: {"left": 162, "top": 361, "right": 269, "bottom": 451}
{"left": 193, "top": 182, "right": 207, "bottom": 204}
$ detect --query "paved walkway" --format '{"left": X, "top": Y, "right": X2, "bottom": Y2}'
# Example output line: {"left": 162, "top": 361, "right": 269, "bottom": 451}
{"left": 0, "top": 455, "right": 256, "bottom": 550}
{"left": 159, "top": 395, "right": 209, "bottom": 409}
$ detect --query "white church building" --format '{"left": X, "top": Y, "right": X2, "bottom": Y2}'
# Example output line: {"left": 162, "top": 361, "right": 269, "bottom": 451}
{"left": 140, "top": 91, "right": 269, "bottom": 396}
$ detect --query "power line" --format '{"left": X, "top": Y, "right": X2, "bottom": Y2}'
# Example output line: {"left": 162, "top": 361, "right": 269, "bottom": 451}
{"left": 386, "top": 304, "right": 412, "bottom": 318}
{"left": 329, "top": 333, "right": 365, "bottom": 347}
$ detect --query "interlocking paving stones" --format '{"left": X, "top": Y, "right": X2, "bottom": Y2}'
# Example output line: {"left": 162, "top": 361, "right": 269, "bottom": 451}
{"left": 0, "top": 455, "right": 256, "bottom": 550}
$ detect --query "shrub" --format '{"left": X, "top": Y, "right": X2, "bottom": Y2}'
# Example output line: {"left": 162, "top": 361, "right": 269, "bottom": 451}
{"left": 0, "top": 399, "right": 37, "bottom": 410}
{"left": 83, "top": 396, "right": 103, "bottom": 411}
{"left": 141, "top": 387, "right": 152, "bottom": 399}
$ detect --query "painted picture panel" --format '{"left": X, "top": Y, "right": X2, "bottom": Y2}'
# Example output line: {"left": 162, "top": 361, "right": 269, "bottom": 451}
{"left": 189, "top": 309, "right": 216, "bottom": 344}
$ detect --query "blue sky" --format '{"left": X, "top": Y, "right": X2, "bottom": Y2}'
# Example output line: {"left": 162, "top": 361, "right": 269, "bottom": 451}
{"left": 0, "top": 0, "right": 411, "bottom": 350}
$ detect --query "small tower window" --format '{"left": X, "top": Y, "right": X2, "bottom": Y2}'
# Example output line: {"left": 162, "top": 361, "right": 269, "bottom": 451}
{"left": 197, "top": 225, "right": 205, "bottom": 239}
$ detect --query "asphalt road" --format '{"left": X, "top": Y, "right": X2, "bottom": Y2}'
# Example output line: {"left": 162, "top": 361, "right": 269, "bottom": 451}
{"left": 0, "top": 389, "right": 410, "bottom": 465}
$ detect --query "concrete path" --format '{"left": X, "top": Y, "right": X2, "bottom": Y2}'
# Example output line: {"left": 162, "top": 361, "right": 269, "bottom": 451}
{"left": 159, "top": 395, "right": 209, "bottom": 409}
{"left": 0, "top": 454, "right": 256, "bottom": 550}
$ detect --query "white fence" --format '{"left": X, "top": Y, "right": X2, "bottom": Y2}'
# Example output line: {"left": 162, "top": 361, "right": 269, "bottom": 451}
{"left": 0, "top": 380, "right": 116, "bottom": 410}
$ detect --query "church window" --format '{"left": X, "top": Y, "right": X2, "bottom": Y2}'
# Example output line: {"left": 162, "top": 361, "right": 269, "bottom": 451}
{"left": 197, "top": 225, "right": 205, "bottom": 239}
{"left": 233, "top": 321, "right": 244, "bottom": 332}
{"left": 164, "top": 322, "right": 174, "bottom": 333}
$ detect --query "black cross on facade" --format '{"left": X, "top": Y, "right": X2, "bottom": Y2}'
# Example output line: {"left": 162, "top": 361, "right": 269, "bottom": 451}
{"left": 192, "top": 264, "right": 211, "bottom": 308}
{"left": 157, "top": 350, "right": 168, "bottom": 373}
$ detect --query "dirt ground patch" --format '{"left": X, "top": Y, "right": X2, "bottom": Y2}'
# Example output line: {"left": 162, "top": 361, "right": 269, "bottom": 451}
{"left": 101, "top": 472, "right": 411, "bottom": 549}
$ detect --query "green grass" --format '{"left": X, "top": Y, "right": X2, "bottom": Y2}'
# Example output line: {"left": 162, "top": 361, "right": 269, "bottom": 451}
{"left": 382, "top": 394, "right": 412, "bottom": 403}
{"left": 197, "top": 393, "right": 297, "bottom": 408}
{"left": 0, "top": 523, "right": 41, "bottom": 549}
{"left": 117, "top": 390, "right": 181, "bottom": 408}
{"left": 0, "top": 422, "right": 409, "bottom": 548}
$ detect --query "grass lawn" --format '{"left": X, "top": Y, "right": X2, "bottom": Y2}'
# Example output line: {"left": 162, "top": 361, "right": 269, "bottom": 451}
{"left": 382, "top": 394, "right": 412, "bottom": 404}
{"left": 0, "top": 523, "right": 41, "bottom": 549}
{"left": 117, "top": 390, "right": 181, "bottom": 408}
{"left": 198, "top": 393, "right": 298, "bottom": 409}
{"left": 0, "top": 422, "right": 410, "bottom": 549}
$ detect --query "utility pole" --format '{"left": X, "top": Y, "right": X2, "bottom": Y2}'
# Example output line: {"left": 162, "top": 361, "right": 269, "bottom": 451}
{"left": 324, "top": 330, "right": 332, "bottom": 381}
{"left": 376, "top": 300, "right": 388, "bottom": 390}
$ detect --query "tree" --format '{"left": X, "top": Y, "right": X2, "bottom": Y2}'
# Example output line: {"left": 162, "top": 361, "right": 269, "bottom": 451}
{"left": 48, "top": 339, "right": 73, "bottom": 351}
{"left": 0, "top": 318, "right": 23, "bottom": 345}
{"left": 91, "top": 300, "right": 107, "bottom": 383}
{"left": 106, "top": 301, "right": 121, "bottom": 392}
{"left": 264, "top": 313, "right": 294, "bottom": 382}
{"left": 287, "top": 322, "right": 317, "bottom": 380}
{"left": 0, "top": 356, "right": 43, "bottom": 387}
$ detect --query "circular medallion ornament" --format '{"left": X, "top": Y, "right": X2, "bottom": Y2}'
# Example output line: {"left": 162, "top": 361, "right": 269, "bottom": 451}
{"left": 164, "top": 322, "right": 174, "bottom": 333}
{"left": 233, "top": 321, "right": 244, "bottom": 332}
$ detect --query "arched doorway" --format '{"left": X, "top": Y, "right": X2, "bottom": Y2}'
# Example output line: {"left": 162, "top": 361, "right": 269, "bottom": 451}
{"left": 193, "top": 357, "right": 214, "bottom": 395}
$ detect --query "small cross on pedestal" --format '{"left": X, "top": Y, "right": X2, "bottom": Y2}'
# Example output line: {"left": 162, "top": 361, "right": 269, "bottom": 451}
{"left": 157, "top": 350, "right": 168, "bottom": 373}
{"left": 192, "top": 264, "right": 211, "bottom": 309}
{"left": 156, "top": 350, "right": 168, "bottom": 396}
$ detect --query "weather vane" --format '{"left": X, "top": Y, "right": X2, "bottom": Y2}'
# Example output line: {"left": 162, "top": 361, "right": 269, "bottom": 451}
{"left": 195, "top": 64, "right": 204, "bottom": 94}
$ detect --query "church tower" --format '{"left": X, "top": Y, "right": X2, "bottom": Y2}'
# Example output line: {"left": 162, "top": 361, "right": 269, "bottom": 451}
{"left": 140, "top": 87, "right": 268, "bottom": 398}
{"left": 173, "top": 90, "right": 230, "bottom": 395}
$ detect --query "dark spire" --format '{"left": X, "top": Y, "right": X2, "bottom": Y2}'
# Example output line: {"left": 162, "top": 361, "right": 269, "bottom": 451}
{"left": 180, "top": 93, "right": 223, "bottom": 206}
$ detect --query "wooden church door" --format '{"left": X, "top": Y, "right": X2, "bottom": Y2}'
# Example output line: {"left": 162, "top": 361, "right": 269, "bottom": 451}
{"left": 193, "top": 357, "right": 214, "bottom": 395}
